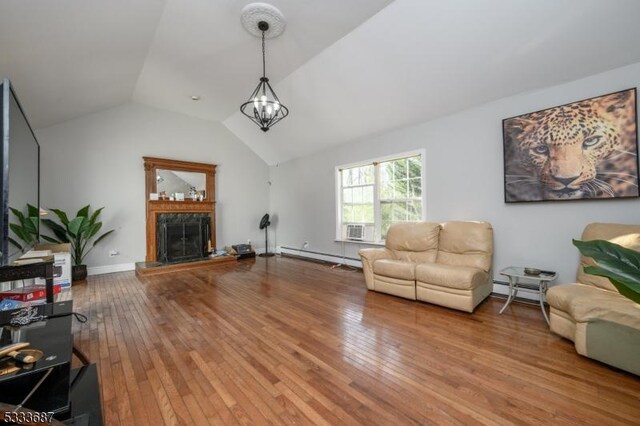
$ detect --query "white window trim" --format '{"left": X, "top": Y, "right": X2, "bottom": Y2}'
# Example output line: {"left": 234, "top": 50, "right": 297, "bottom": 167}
{"left": 335, "top": 149, "right": 426, "bottom": 243}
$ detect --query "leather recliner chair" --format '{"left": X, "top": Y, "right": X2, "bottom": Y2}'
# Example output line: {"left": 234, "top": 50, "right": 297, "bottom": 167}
{"left": 546, "top": 223, "right": 640, "bottom": 376}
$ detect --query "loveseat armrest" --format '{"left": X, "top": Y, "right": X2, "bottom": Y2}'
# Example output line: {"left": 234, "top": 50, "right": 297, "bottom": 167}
{"left": 359, "top": 248, "right": 394, "bottom": 290}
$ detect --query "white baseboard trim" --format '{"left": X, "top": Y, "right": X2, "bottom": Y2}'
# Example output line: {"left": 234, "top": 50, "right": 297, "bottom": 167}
{"left": 275, "top": 248, "right": 543, "bottom": 302}
{"left": 278, "top": 246, "right": 362, "bottom": 268}
{"left": 87, "top": 263, "right": 136, "bottom": 276}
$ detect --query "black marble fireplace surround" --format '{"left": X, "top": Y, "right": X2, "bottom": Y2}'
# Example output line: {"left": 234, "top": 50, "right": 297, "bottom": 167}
{"left": 156, "top": 213, "right": 211, "bottom": 264}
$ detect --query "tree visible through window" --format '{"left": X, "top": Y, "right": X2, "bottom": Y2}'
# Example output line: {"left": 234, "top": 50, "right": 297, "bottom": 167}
{"left": 379, "top": 156, "right": 423, "bottom": 238}
{"left": 337, "top": 153, "right": 423, "bottom": 242}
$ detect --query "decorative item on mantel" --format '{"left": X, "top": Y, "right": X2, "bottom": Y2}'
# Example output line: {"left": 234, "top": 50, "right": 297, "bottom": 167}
{"left": 239, "top": 3, "right": 289, "bottom": 132}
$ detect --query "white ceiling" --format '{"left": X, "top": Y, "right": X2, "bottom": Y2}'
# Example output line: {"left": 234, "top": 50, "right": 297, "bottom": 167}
{"left": 0, "top": 0, "right": 166, "bottom": 128}
{"left": 0, "top": 0, "right": 392, "bottom": 128}
{"left": 2, "top": 0, "right": 640, "bottom": 165}
{"left": 225, "top": 0, "right": 640, "bottom": 164}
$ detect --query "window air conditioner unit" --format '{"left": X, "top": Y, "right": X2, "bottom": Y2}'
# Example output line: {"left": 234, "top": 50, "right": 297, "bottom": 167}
{"left": 346, "top": 224, "right": 365, "bottom": 241}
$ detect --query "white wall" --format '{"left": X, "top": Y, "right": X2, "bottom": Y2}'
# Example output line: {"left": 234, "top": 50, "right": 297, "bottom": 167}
{"left": 37, "top": 103, "right": 270, "bottom": 271}
{"left": 269, "top": 62, "right": 640, "bottom": 285}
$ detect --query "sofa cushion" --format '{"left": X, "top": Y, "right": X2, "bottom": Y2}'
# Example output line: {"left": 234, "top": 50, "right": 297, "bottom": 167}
{"left": 547, "top": 283, "right": 640, "bottom": 330}
{"left": 386, "top": 222, "right": 440, "bottom": 252}
{"left": 373, "top": 259, "right": 416, "bottom": 280}
{"left": 415, "top": 262, "right": 488, "bottom": 290}
{"left": 577, "top": 223, "right": 640, "bottom": 293}
{"left": 436, "top": 221, "right": 493, "bottom": 272}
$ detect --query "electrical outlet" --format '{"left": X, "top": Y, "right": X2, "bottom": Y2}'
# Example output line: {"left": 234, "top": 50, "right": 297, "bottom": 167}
{"left": 108, "top": 250, "right": 119, "bottom": 257}
{"left": 303, "top": 241, "right": 309, "bottom": 249}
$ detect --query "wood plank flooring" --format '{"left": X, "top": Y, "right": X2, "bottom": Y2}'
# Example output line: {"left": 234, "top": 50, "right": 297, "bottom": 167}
{"left": 69, "top": 256, "right": 640, "bottom": 425}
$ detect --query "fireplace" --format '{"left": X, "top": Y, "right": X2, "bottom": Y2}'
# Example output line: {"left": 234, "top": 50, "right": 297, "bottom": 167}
{"left": 156, "top": 213, "right": 210, "bottom": 264}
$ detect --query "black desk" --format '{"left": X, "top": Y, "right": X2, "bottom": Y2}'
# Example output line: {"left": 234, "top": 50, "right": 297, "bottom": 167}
{"left": 0, "top": 301, "right": 73, "bottom": 413}
{"left": 0, "top": 259, "right": 103, "bottom": 425}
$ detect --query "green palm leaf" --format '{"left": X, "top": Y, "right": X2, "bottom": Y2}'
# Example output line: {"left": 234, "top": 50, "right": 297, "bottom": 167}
{"left": 9, "top": 207, "right": 25, "bottom": 222}
{"left": 27, "top": 204, "right": 39, "bottom": 218}
{"left": 40, "top": 235, "right": 62, "bottom": 244}
{"left": 92, "top": 229, "right": 114, "bottom": 247}
{"left": 48, "top": 208, "right": 70, "bottom": 225}
{"left": 42, "top": 219, "right": 69, "bottom": 242}
{"left": 8, "top": 237, "right": 22, "bottom": 250}
{"left": 67, "top": 217, "right": 85, "bottom": 238}
{"left": 573, "top": 239, "right": 640, "bottom": 305}
{"left": 76, "top": 205, "right": 90, "bottom": 218}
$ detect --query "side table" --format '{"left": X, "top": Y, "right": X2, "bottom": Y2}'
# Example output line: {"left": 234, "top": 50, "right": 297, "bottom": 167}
{"left": 499, "top": 267, "right": 557, "bottom": 325}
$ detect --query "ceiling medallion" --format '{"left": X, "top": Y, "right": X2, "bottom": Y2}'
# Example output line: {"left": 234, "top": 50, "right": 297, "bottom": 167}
{"left": 240, "top": 3, "right": 286, "bottom": 38}
{"left": 239, "top": 3, "right": 289, "bottom": 132}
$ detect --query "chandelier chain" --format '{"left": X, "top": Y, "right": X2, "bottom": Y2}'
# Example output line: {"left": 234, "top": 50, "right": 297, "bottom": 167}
{"left": 262, "top": 30, "right": 266, "bottom": 78}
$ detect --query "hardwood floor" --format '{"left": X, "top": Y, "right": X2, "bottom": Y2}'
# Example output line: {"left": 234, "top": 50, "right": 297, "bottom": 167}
{"left": 69, "top": 256, "right": 640, "bottom": 425}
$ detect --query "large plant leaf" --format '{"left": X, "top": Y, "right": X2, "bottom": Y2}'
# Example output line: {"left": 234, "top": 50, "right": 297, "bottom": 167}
{"left": 86, "top": 222, "right": 102, "bottom": 239}
{"left": 24, "top": 217, "right": 39, "bottom": 235}
{"left": 584, "top": 266, "right": 640, "bottom": 304}
{"left": 48, "top": 208, "right": 70, "bottom": 226}
{"left": 41, "top": 218, "right": 69, "bottom": 242}
{"left": 8, "top": 237, "right": 22, "bottom": 250}
{"left": 93, "top": 229, "right": 114, "bottom": 247}
{"left": 10, "top": 223, "right": 30, "bottom": 243}
{"left": 76, "top": 205, "right": 90, "bottom": 219}
{"left": 67, "top": 217, "right": 85, "bottom": 238}
{"left": 573, "top": 239, "right": 640, "bottom": 270}
{"left": 88, "top": 207, "right": 104, "bottom": 226}
{"left": 27, "top": 204, "right": 39, "bottom": 218}
{"left": 573, "top": 239, "right": 640, "bottom": 305}
{"left": 78, "top": 217, "right": 91, "bottom": 237}
{"left": 9, "top": 207, "right": 25, "bottom": 222}
{"left": 40, "top": 235, "right": 62, "bottom": 244}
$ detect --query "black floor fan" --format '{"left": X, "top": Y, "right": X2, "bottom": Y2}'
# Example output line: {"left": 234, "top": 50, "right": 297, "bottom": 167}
{"left": 259, "top": 214, "right": 275, "bottom": 257}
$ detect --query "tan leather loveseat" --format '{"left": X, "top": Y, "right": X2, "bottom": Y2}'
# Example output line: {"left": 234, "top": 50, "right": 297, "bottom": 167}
{"left": 359, "top": 221, "right": 493, "bottom": 313}
{"left": 546, "top": 223, "right": 640, "bottom": 376}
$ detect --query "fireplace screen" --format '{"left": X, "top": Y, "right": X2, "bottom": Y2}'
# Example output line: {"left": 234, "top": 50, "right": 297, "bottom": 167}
{"left": 157, "top": 213, "right": 210, "bottom": 263}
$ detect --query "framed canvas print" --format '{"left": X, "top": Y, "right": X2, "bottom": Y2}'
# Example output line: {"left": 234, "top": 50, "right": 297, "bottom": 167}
{"left": 503, "top": 88, "right": 638, "bottom": 202}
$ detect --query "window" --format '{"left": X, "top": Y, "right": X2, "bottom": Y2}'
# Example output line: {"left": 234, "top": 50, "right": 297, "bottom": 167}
{"left": 336, "top": 151, "right": 424, "bottom": 242}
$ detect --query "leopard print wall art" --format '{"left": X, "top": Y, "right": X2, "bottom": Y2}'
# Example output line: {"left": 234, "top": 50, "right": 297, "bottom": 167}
{"left": 502, "top": 88, "right": 639, "bottom": 202}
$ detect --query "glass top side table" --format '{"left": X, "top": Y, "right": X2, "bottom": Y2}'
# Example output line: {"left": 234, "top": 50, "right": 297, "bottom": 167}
{"left": 499, "top": 267, "right": 558, "bottom": 325}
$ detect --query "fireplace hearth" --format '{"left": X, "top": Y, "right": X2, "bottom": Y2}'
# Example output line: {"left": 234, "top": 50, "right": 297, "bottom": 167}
{"left": 157, "top": 213, "right": 210, "bottom": 264}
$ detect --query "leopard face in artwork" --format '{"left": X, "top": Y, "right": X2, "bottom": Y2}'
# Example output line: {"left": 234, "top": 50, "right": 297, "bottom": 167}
{"left": 504, "top": 90, "right": 638, "bottom": 201}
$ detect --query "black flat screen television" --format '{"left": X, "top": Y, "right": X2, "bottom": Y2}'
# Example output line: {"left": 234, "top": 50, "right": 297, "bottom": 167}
{"left": 0, "top": 78, "right": 40, "bottom": 266}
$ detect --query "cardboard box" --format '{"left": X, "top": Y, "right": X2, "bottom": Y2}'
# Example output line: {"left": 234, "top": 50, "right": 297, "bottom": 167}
{"left": 34, "top": 243, "right": 72, "bottom": 288}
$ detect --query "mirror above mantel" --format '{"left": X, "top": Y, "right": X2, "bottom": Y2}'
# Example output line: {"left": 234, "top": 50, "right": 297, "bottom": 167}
{"left": 156, "top": 169, "right": 206, "bottom": 200}
{"left": 143, "top": 156, "right": 216, "bottom": 202}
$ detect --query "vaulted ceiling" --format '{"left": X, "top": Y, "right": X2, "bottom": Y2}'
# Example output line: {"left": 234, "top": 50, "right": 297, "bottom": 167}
{"left": 2, "top": 0, "right": 640, "bottom": 165}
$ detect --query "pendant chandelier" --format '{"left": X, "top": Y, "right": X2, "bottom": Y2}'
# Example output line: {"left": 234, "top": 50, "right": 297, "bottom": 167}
{"left": 240, "top": 19, "right": 289, "bottom": 132}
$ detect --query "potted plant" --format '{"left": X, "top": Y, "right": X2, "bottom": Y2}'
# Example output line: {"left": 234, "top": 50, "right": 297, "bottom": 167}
{"left": 41, "top": 205, "right": 114, "bottom": 281}
{"left": 573, "top": 239, "right": 640, "bottom": 304}
{"left": 8, "top": 204, "right": 40, "bottom": 250}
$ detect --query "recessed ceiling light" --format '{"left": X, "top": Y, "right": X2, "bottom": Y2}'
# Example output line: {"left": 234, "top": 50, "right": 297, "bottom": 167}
{"left": 191, "top": 95, "right": 201, "bottom": 101}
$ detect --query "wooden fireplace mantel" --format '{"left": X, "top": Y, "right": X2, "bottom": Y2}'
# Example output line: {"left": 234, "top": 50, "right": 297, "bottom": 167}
{"left": 143, "top": 156, "right": 217, "bottom": 262}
